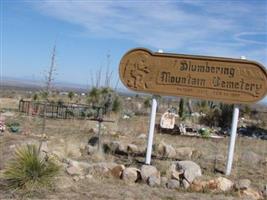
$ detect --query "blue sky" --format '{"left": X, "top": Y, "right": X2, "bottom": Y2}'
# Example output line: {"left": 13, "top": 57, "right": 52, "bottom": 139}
{"left": 1, "top": 0, "right": 267, "bottom": 102}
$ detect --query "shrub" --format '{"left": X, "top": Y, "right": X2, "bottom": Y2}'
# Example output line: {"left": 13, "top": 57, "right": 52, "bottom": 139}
{"left": 112, "top": 96, "right": 122, "bottom": 113}
{"left": 32, "top": 93, "right": 39, "bottom": 101}
{"left": 86, "top": 108, "right": 97, "bottom": 118}
{"left": 57, "top": 99, "right": 64, "bottom": 106}
{"left": 65, "top": 109, "right": 74, "bottom": 117}
{"left": 218, "top": 103, "right": 233, "bottom": 128}
{"left": 3, "top": 144, "right": 59, "bottom": 194}
{"left": 199, "top": 103, "right": 233, "bottom": 128}
{"left": 143, "top": 97, "right": 151, "bottom": 109}
{"left": 7, "top": 122, "right": 20, "bottom": 133}
{"left": 68, "top": 91, "right": 75, "bottom": 101}
{"left": 198, "top": 128, "right": 211, "bottom": 138}
{"left": 122, "top": 109, "right": 135, "bottom": 118}
{"left": 199, "top": 107, "right": 221, "bottom": 127}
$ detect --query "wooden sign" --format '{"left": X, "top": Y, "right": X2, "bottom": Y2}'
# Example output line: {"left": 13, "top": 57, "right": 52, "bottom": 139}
{"left": 119, "top": 48, "right": 267, "bottom": 104}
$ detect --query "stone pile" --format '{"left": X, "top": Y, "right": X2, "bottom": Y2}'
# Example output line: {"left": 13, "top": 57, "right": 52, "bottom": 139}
{"left": 62, "top": 157, "right": 264, "bottom": 199}
{"left": 96, "top": 139, "right": 198, "bottom": 160}
{"left": 39, "top": 136, "right": 264, "bottom": 199}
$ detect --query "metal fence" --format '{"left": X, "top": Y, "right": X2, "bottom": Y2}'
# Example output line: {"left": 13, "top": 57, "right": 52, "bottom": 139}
{"left": 18, "top": 99, "right": 105, "bottom": 119}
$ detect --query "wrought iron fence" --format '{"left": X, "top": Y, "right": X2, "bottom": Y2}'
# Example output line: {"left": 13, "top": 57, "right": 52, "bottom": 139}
{"left": 18, "top": 99, "right": 108, "bottom": 119}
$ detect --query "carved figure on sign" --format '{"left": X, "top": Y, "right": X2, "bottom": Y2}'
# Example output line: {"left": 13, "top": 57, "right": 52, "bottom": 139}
{"left": 160, "top": 110, "right": 178, "bottom": 129}
{"left": 127, "top": 54, "right": 150, "bottom": 89}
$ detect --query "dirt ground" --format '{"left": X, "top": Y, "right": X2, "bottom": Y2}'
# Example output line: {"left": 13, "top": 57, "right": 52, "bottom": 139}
{"left": 0, "top": 97, "right": 266, "bottom": 199}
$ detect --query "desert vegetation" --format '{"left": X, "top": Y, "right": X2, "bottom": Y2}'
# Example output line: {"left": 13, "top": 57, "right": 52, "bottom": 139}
{"left": 2, "top": 144, "right": 59, "bottom": 197}
{"left": 0, "top": 85, "right": 267, "bottom": 199}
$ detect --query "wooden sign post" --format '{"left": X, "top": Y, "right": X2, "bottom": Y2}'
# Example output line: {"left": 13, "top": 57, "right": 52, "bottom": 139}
{"left": 119, "top": 48, "right": 267, "bottom": 172}
{"left": 145, "top": 98, "right": 157, "bottom": 165}
{"left": 226, "top": 104, "right": 240, "bottom": 175}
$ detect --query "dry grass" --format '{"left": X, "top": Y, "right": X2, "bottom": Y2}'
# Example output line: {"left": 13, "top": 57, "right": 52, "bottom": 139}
{"left": 0, "top": 97, "right": 266, "bottom": 199}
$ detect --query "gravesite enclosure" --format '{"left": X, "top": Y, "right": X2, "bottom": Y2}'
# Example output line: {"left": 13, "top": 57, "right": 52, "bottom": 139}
{"left": 1, "top": 1, "right": 267, "bottom": 200}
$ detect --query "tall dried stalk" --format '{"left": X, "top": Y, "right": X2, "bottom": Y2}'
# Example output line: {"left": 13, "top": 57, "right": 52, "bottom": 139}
{"left": 41, "top": 44, "right": 56, "bottom": 135}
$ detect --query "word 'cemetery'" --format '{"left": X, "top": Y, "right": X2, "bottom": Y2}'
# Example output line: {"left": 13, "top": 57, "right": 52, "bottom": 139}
{"left": 119, "top": 48, "right": 267, "bottom": 104}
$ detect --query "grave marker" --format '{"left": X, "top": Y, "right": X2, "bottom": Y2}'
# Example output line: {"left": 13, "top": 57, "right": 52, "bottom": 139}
{"left": 160, "top": 111, "right": 178, "bottom": 129}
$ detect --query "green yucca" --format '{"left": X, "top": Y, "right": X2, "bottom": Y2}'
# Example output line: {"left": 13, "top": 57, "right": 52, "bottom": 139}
{"left": 3, "top": 144, "right": 59, "bottom": 192}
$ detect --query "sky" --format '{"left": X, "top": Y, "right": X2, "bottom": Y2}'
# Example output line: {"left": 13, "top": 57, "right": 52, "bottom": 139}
{"left": 1, "top": 0, "right": 267, "bottom": 102}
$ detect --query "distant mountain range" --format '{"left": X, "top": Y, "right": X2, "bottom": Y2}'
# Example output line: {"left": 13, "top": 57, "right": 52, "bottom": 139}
{"left": 1, "top": 76, "right": 89, "bottom": 92}
{"left": 0, "top": 76, "right": 133, "bottom": 95}
{"left": 1, "top": 76, "right": 267, "bottom": 107}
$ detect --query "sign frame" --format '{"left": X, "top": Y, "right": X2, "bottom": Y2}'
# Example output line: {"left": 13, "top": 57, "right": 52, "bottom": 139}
{"left": 119, "top": 48, "right": 267, "bottom": 104}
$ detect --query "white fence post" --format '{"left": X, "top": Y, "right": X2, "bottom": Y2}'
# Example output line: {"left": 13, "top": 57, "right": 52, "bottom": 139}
{"left": 145, "top": 98, "right": 157, "bottom": 165}
{"left": 225, "top": 104, "right": 239, "bottom": 175}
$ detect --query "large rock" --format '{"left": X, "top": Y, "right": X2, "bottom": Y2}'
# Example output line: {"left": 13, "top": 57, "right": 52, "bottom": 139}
{"left": 106, "top": 141, "right": 128, "bottom": 155}
{"left": 234, "top": 179, "right": 251, "bottom": 190}
{"left": 166, "top": 179, "right": 180, "bottom": 189}
{"left": 191, "top": 179, "right": 208, "bottom": 192}
{"left": 148, "top": 176, "right": 161, "bottom": 187}
{"left": 117, "top": 143, "right": 128, "bottom": 155}
{"left": 127, "top": 144, "right": 139, "bottom": 154}
{"left": 140, "top": 165, "right": 160, "bottom": 183}
{"left": 165, "top": 145, "right": 176, "bottom": 158}
{"left": 105, "top": 141, "right": 120, "bottom": 152}
{"left": 88, "top": 162, "right": 117, "bottom": 175}
{"left": 66, "top": 166, "right": 83, "bottom": 176}
{"left": 157, "top": 142, "right": 176, "bottom": 158}
{"left": 65, "top": 159, "right": 91, "bottom": 176}
{"left": 215, "top": 177, "right": 233, "bottom": 192}
{"left": 110, "top": 165, "right": 125, "bottom": 178}
{"left": 122, "top": 167, "right": 140, "bottom": 183}
{"left": 176, "top": 161, "right": 202, "bottom": 183}
{"left": 191, "top": 177, "right": 232, "bottom": 192}
{"left": 240, "top": 188, "right": 263, "bottom": 200}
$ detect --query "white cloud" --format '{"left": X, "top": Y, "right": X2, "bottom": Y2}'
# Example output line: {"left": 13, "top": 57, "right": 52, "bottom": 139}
{"left": 234, "top": 32, "right": 267, "bottom": 45}
{"left": 30, "top": 0, "right": 267, "bottom": 65}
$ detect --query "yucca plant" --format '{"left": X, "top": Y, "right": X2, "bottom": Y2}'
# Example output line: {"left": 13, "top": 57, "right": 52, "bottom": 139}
{"left": 3, "top": 144, "right": 59, "bottom": 194}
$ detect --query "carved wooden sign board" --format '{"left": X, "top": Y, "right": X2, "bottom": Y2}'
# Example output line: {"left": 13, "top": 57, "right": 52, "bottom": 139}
{"left": 119, "top": 48, "right": 267, "bottom": 104}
